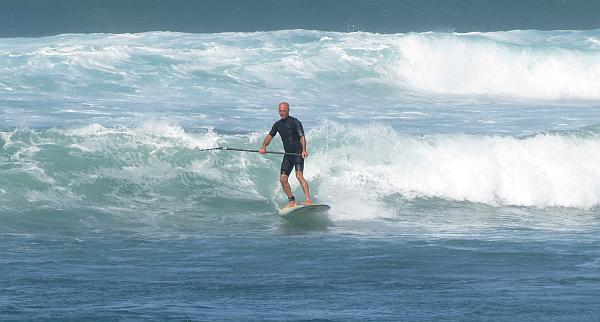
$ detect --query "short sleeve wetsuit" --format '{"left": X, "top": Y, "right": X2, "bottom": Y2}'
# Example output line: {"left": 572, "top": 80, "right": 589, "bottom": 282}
{"left": 269, "top": 116, "right": 305, "bottom": 176}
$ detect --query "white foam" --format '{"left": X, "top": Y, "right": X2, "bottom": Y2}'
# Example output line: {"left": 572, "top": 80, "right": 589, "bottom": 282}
{"left": 390, "top": 33, "right": 600, "bottom": 100}
{"left": 57, "top": 123, "right": 111, "bottom": 136}
{"left": 307, "top": 122, "right": 600, "bottom": 219}
{"left": 55, "top": 122, "right": 219, "bottom": 151}
{"left": 3, "top": 29, "right": 600, "bottom": 102}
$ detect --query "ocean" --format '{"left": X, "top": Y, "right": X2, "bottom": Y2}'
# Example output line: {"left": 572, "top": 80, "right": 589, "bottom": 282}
{"left": 2, "top": 2, "right": 600, "bottom": 321}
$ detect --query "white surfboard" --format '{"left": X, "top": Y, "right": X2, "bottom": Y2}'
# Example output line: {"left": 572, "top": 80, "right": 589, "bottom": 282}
{"left": 278, "top": 204, "right": 331, "bottom": 219}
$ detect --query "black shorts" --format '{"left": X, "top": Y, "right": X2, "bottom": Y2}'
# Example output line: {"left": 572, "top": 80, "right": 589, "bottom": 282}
{"left": 280, "top": 154, "right": 304, "bottom": 176}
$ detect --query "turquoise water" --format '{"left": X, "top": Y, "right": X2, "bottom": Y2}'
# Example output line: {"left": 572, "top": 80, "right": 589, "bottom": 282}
{"left": 2, "top": 29, "right": 600, "bottom": 320}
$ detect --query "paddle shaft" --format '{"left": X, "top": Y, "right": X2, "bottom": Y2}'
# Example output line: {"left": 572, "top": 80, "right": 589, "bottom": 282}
{"left": 198, "top": 146, "right": 302, "bottom": 156}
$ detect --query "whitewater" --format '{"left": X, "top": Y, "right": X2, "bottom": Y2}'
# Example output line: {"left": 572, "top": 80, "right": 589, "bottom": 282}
{"left": 2, "top": 30, "right": 600, "bottom": 131}
{"left": 2, "top": 29, "right": 600, "bottom": 321}
{"left": 2, "top": 121, "right": 600, "bottom": 222}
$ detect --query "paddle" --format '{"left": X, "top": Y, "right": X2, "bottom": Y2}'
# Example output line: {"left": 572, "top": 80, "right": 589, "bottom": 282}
{"left": 197, "top": 146, "right": 302, "bottom": 156}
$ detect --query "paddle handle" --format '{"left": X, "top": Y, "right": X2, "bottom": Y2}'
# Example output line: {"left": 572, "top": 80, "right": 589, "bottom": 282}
{"left": 197, "top": 146, "right": 302, "bottom": 156}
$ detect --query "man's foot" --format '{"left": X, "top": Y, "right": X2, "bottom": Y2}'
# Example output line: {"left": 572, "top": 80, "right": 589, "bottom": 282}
{"left": 285, "top": 201, "right": 297, "bottom": 208}
{"left": 301, "top": 199, "right": 313, "bottom": 206}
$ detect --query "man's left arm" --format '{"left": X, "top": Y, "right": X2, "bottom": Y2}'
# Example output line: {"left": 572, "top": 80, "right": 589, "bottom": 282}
{"left": 300, "top": 136, "right": 308, "bottom": 159}
{"left": 296, "top": 120, "right": 308, "bottom": 159}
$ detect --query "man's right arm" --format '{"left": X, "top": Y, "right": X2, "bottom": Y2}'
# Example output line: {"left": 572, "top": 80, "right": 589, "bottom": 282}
{"left": 260, "top": 134, "right": 273, "bottom": 154}
{"left": 260, "top": 122, "right": 278, "bottom": 154}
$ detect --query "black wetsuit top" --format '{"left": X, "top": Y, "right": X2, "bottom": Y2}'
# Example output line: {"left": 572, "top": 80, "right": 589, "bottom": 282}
{"left": 269, "top": 116, "right": 305, "bottom": 153}
{"left": 269, "top": 116, "right": 305, "bottom": 175}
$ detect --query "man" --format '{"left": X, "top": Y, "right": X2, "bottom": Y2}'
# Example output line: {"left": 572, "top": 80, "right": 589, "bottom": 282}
{"left": 259, "top": 102, "right": 312, "bottom": 208}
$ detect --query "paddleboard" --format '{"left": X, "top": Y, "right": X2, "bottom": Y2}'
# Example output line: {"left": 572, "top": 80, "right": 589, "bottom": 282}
{"left": 278, "top": 204, "right": 331, "bottom": 219}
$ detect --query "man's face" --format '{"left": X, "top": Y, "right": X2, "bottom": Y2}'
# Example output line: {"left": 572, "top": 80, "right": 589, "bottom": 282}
{"left": 278, "top": 105, "right": 289, "bottom": 119}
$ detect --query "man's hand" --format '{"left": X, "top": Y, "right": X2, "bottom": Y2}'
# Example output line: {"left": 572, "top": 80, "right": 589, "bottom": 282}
{"left": 260, "top": 135, "right": 273, "bottom": 155}
{"left": 302, "top": 150, "right": 308, "bottom": 159}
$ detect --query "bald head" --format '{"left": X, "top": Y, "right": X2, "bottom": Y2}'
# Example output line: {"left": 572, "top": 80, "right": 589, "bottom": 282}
{"left": 278, "top": 102, "right": 290, "bottom": 119}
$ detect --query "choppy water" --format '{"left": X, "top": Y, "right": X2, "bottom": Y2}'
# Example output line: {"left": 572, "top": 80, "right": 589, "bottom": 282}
{"left": 2, "top": 29, "right": 600, "bottom": 321}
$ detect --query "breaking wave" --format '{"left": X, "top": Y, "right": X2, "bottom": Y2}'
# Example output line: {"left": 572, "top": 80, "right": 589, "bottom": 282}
{"left": 2, "top": 121, "right": 599, "bottom": 230}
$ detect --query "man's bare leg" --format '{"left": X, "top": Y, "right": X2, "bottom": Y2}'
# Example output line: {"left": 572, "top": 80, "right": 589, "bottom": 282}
{"left": 280, "top": 174, "right": 296, "bottom": 208}
{"left": 295, "top": 171, "right": 312, "bottom": 205}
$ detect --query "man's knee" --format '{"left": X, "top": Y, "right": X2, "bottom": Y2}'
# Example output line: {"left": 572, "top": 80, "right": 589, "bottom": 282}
{"left": 280, "top": 174, "right": 289, "bottom": 184}
{"left": 295, "top": 171, "right": 305, "bottom": 182}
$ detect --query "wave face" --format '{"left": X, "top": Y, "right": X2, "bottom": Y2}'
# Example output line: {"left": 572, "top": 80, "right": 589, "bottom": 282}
{"left": 2, "top": 122, "right": 599, "bottom": 232}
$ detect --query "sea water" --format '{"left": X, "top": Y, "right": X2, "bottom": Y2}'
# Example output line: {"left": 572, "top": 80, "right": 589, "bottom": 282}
{"left": 2, "top": 29, "right": 600, "bottom": 321}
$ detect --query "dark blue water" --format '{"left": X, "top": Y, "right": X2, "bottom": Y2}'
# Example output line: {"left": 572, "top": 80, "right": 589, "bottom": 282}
{"left": 3, "top": 231, "right": 600, "bottom": 321}
{"left": 1, "top": 0, "right": 600, "bottom": 37}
